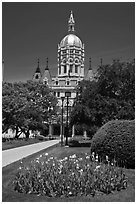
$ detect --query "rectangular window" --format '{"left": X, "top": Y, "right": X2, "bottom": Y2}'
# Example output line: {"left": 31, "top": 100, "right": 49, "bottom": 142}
{"left": 59, "top": 67, "right": 61, "bottom": 74}
{"left": 75, "top": 65, "right": 78, "bottom": 73}
{"left": 65, "top": 92, "right": 71, "bottom": 97}
{"left": 64, "top": 65, "right": 67, "bottom": 73}
{"left": 70, "top": 65, "right": 73, "bottom": 73}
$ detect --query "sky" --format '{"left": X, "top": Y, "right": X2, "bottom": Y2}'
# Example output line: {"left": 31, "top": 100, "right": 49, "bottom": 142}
{"left": 2, "top": 2, "right": 135, "bottom": 82}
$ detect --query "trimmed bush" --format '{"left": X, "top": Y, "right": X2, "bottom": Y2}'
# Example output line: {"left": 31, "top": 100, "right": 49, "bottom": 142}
{"left": 68, "top": 136, "right": 92, "bottom": 147}
{"left": 90, "top": 120, "right": 135, "bottom": 169}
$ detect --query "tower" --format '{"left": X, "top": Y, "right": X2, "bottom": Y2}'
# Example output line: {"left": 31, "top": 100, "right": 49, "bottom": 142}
{"left": 57, "top": 11, "right": 85, "bottom": 80}
{"left": 32, "top": 59, "right": 42, "bottom": 82}
{"left": 42, "top": 58, "right": 52, "bottom": 85}
{"left": 86, "top": 58, "right": 94, "bottom": 81}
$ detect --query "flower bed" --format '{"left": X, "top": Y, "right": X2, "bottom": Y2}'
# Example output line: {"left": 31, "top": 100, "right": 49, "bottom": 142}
{"left": 13, "top": 152, "right": 127, "bottom": 197}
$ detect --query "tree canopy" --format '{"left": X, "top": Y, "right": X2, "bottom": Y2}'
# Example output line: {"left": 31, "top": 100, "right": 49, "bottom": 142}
{"left": 70, "top": 59, "right": 135, "bottom": 136}
{"left": 2, "top": 81, "right": 58, "bottom": 138}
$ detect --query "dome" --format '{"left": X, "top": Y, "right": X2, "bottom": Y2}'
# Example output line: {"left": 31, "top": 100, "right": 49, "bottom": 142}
{"left": 60, "top": 34, "right": 83, "bottom": 48}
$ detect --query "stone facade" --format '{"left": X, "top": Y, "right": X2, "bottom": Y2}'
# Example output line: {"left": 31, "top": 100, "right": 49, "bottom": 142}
{"left": 32, "top": 11, "right": 95, "bottom": 136}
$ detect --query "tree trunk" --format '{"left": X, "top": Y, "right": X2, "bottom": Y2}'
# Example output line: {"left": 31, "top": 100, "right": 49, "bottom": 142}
{"left": 26, "top": 129, "right": 30, "bottom": 139}
{"left": 15, "top": 126, "right": 19, "bottom": 139}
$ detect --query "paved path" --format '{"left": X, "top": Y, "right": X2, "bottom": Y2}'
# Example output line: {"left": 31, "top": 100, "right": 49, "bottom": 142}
{"left": 2, "top": 140, "right": 59, "bottom": 167}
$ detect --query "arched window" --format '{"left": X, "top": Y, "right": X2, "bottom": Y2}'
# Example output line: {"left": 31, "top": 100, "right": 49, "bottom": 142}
{"left": 67, "top": 81, "right": 70, "bottom": 86}
{"left": 69, "top": 58, "right": 73, "bottom": 63}
{"left": 75, "top": 59, "right": 79, "bottom": 64}
{"left": 55, "top": 80, "right": 59, "bottom": 85}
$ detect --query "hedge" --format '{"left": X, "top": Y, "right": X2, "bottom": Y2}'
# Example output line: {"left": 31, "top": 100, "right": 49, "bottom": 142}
{"left": 90, "top": 120, "right": 135, "bottom": 169}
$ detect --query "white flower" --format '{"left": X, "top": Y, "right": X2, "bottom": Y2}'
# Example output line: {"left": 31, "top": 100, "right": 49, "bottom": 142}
{"left": 60, "top": 164, "right": 63, "bottom": 169}
{"left": 79, "top": 158, "right": 83, "bottom": 161}
{"left": 19, "top": 166, "right": 22, "bottom": 170}
{"left": 86, "top": 155, "right": 90, "bottom": 159}
{"left": 41, "top": 162, "right": 44, "bottom": 165}
{"left": 70, "top": 154, "right": 76, "bottom": 159}
{"left": 69, "top": 191, "right": 73, "bottom": 196}
{"left": 45, "top": 153, "right": 48, "bottom": 156}
{"left": 80, "top": 169, "right": 83, "bottom": 175}
{"left": 95, "top": 154, "right": 98, "bottom": 162}
{"left": 94, "top": 165, "right": 100, "bottom": 171}
{"left": 76, "top": 164, "right": 79, "bottom": 169}
{"left": 92, "top": 152, "right": 95, "bottom": 157}
{"left": 106, "top": 155, "right": 109, "bottom": 161}
{"left": 39, "top": 155, "right": 42, "bottom": 158}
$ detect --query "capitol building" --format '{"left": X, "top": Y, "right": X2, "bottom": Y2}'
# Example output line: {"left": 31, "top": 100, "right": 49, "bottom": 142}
{"left": 32, "top": 11, "right": 95, "bottom": 136}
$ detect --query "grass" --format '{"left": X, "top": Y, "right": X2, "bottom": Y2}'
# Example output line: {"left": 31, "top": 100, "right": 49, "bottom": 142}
{"left": 2, "top": 138, "right": 48, "bottom": 151}
{"left": 2, "top": 144, "right": 135, "bottom": 202}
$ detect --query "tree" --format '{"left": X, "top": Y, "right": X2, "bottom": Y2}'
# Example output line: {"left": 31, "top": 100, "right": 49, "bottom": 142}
{"left": 70, "top": 59, "right": 135, "bottom": 137}
{"left": 2, "top": 81, "right": 58, "bottom": 138}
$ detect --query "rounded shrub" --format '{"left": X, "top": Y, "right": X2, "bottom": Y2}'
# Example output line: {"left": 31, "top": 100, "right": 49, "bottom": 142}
{"left": 90, "top": 120, "right": 135, "bottom": 169}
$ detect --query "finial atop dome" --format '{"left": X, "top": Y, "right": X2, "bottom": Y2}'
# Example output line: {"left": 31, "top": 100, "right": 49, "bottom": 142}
{"left": 68, "top": 11, "right": 75, "bottom": 32}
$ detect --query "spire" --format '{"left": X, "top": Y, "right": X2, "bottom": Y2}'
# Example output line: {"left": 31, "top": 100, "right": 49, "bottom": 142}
{"left": 45, "top": 57, "right": 49, "bottom": 70}
{"left": 68, "top": 11, "right": 75, "bottom": 32}
{"left": 89, "top": 57, "right": 92, "bottom": 70}
{"left": 33, "top": 58, "right": 41, "bottom": 82}
{"left": 42, "top": 57, "right": 51, "bottom": 85}
{"left": 36, "top": 58, "right": 41, "bottom": 73}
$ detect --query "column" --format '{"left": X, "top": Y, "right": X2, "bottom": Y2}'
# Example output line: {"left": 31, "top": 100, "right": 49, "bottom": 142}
{"left": 72, "top": 125, "right": 75, "bottom": 138}
{"left": 83, "top": 130, "right": 87, "bottom": 138}
{"left": 60, "top": 124, "right": 64, "bottom": 146}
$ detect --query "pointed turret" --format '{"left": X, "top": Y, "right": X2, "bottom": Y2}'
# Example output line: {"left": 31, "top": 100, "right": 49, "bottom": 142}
{"left": 42, "top": 58, "right": 51, "bottom": 85}
{"left": 85, "top": 58, "right": 94, "bottom": 81}
{"left": 33, "top": 58, "right": 42, "bottom": 82}
{"left": 68, "top": 11, "right": 75, "bottom": 32}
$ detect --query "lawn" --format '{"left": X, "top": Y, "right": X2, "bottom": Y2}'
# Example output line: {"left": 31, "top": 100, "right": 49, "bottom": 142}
{"left": 2, "top": 137, "right": 53, "bottom": 151}
{"left": 2, "top": 145, "right": 135, "bottom": 202}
